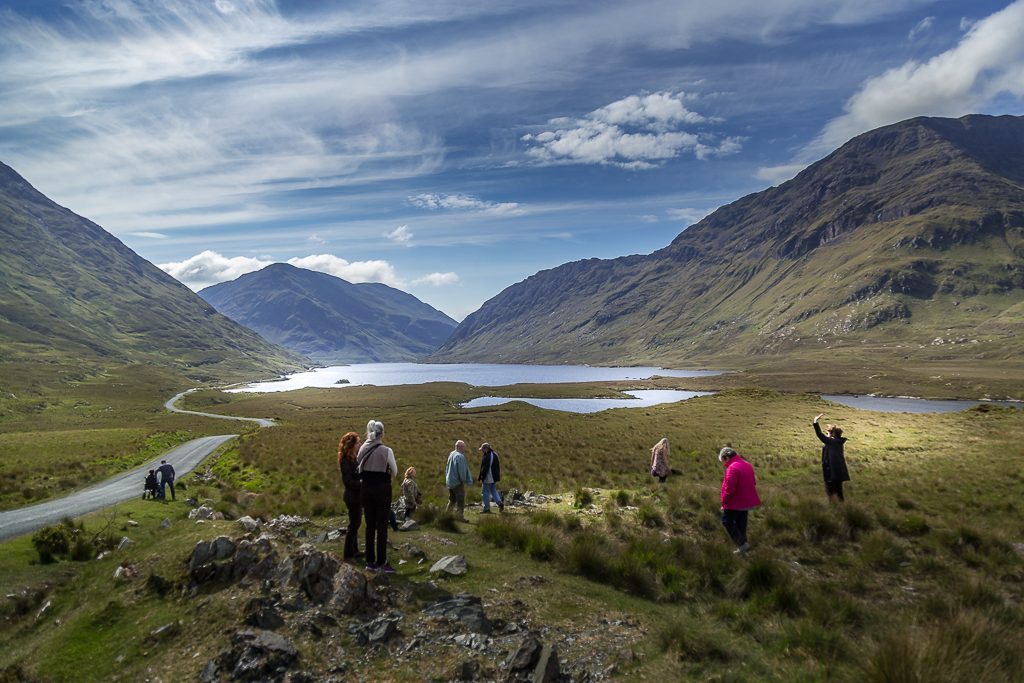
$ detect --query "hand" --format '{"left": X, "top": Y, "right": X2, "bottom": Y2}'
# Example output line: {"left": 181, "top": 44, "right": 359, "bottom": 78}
{"left": 814, "top": 413, "right": 824, "bottom": 423}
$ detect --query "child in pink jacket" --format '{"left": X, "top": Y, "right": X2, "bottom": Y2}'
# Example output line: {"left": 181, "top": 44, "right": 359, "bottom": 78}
{"left": 719, "top": 447, "right": 761, "bottom": 554}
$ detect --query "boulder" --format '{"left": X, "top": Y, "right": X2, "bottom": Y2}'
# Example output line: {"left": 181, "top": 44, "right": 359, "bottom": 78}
{"left": 201, "top": 629, "right": 298, "bottom": 683}
{"left": 329, "top": 563, "right": 370, "bottom": 614}
{"left": 288, "top": 545, "right": 341, "bottom": 604}
{"left": 430, "top": 555, "right": 468, "bottom": 576}
{"left": 399, "top": 519, "right": 419, "bottom": 532}
{"left": 113, "top": 564, "right": 138, "bottom": 581}
{"left": 189, "top": 505, "right": 216, "bottom": 521}
{"left": 244, "top": 597, "right": 284, "bottom": 630}
{"left": 423, "top": 593, "right": 492, "bottom": 634}
{"left": 211, "top": 536, "right": 237, "bottom": 561}
{"left": 146, "top": 573, "right": 173, "bottom": 597}
{"left": 532, "top": 645, "right": 560, "bottom": 683}
{"left": 348, "top": 614, "right": 401, "bottom": 645}
{"left": 238, "top": 516, "right": 260, "bottom": 533}
{"left": 504, "top": 633, "right": 559, "bottom": 683}
{"left": 116, "top": 537, "right": 133, "bottom": 551}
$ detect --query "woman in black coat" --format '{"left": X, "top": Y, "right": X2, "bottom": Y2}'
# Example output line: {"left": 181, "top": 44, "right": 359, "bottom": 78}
{"left": 813, "top": 413, "right": 850, "bottom": 502}
{"left": 338, "top": 431, "right": 363, "bottom": 561}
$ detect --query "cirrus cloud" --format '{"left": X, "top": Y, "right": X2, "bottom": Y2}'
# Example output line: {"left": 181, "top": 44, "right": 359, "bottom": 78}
{"left": 409, "top": 193, "right": 522, "bottom": 216}
{"left": 413, "top": 272, "right": 460, "bottom": 286}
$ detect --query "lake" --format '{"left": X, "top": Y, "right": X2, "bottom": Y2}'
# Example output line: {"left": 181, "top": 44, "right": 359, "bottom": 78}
{"left": 229, "top": 362, "right": 722, "bottom": 393}
{"left": 823, "top": 394, "right": 1021, "bottom": 414}
{"left": 461, "top": 389, "right": 714, "bottom": 414}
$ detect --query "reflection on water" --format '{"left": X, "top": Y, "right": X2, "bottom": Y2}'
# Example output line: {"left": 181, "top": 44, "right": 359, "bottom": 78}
{"left": 230, "top": 362, "right": 722, "bottom": 393}
{"left": 822, "top": 394, "right": 1021, "bottom": 414}
{"left": 461, "top": 389, "right": 714, "bottom": 414}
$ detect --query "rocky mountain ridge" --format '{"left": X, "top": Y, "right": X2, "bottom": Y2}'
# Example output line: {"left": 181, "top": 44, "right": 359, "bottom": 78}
{"left": 434, "top": 115, "right": 1024, "bottom": 366}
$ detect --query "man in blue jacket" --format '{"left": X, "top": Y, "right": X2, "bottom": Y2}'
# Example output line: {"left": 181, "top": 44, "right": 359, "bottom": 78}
{"left": 445, "top": 440, "right": 472, "bottom": 521}
{"left": 157, "top": 459, "right": 176, "bottom": 501}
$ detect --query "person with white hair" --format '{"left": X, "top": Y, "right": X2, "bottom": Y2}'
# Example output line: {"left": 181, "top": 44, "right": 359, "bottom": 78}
{"left": 445, "top": 440, "right": 473, "bottom": 521}
{"left": 356, "top": 419, "right": 398, "bottom": 573}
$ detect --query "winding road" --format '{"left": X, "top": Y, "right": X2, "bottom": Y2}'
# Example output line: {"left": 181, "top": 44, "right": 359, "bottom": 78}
{"left": 0, "top": 390, "right": 273, "bottom": 542}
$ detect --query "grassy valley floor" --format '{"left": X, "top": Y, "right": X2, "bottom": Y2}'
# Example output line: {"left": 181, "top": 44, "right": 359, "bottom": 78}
{"left": 1, "top": 379, "right": 1023, "bottom": 681}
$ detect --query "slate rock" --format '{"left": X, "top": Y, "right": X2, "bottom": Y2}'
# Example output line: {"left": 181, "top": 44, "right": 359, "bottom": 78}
{"left": 189, "top": 505, "right": 216, "bottom": 521}
{"left": 329, "top": 562, "right": 370, "bottom": 614}
{"left": 211, "top": 536, "right": 237, "bottom": 561}
{"left": 288, "top": 545, "right": 341, "bottom": 604}
{"left": 159, "top": 518, "right": 172, "bottom": 529}
{"left": 244, "top": 597, "right": 284, "bottom": 630}
{"left": 430, "top": 555, "right": 468, "bottom": 576}
{"left": 146, "top": 573, "right": 173, "bottom": 597}
{"left": 238, "top": 516, "right": 260, "bottom": 533}
{"left": 399, "top": 519, "right": 419, "bottom": 532}
{"left": 116, "top": 536, "right": 133, "bottom": 551}
{"left": 423, "top": 593, "right": 492, "bottom": 634}
{"left": 532, "top": 645, "right": 560, "bottom": 683}
{"left": 203, "top": 629, "right": 298, "bottom": 683}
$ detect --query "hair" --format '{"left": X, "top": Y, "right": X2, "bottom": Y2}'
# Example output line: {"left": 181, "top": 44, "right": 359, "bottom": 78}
{"left": 404, "top": 466, "right": 416, "bottom": 479}
{"left": 366, "top": 420, "right": 384, "bottom": 441}
{"left": 829, "top": 425, "right": 844, "bottom": 437}
{"left": 455, "top": 440, "right": 466, "bottom": 451}
{"left": 718, "top": 447, "right": 737, "bottom": 462}
{"left": 337, "top": 431, "right": 360, "bottom": 466}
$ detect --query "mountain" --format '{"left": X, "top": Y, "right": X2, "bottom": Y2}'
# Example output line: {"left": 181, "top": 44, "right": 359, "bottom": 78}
{"left": 0, "top": 162, "right": 305, "bottom": 381}
{"left": 434, "top": 115, "right": 1024, "bottom": 366}
{"left": 199, "top": 264, "right": 457, "bottom": 363}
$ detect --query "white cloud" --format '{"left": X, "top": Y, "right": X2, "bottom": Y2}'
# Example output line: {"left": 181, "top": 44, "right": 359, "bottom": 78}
{"left": 665, "top": 207, "right": 713, "bottom": 225}
{"left": 385, "top": 224, "right": 414, "bottom": 245}
{"left": 409, "top": 193, "right": 522, "bottom": 216}
{"left": 159, "top": 250, "right": 270, "bottom": 290}
{"left": 640, "top": 214, "right": 659, "bottom": 223}
{"left": 754, "top": 163, "right": 808, "bottom": 185}
{"left": 413, "top": 272, "right": 460, "bottom": 286}
{"left": 159, "top": 250, "right": 404, "bottom": 289}
{"left": 522, "top": 91, "right": 740, "bottom": 168}
{"left": 907, "top": 16, "right": 935, "bottom": 40}
{"left": 811, "top": 1, "right": 1024, "bottom": 155}
{"left": 127, "top": 231, "right": 168, "bottom": 239}
{"left": 286, "top": 254, "right": 402, "bottom": 286}
{"left": 307, "top": 233, "right": 326, "bottom": 244}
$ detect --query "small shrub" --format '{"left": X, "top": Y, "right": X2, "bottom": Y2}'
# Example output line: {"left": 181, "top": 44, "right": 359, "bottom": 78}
{"left": 416, "top": 503, "right": 439, "bottom": 525}
{"left": 657, "top": 618, "right": 734, "bottom": 662}
{"left": 841, "top": 503, "right": 874, "bottom": 540}
{"left": 895, "top": 514, "right": 930, "bottom": 537}
{"left": 433, "top": 510, "right": 463, "bottom": 533}
{"left": 860, "top": 531, "right": 908, "bottom": 571}
{"left": 615, "top": 490, "right": 631, "bottom": 507}
{"left": 729, "top": 555, "right": 787, "bottom": 599}
{"left": 561, "top": 513, "right": 582, "bottom": 531}
{"left": 637, "top": 501, "right": 664, "bottom": 528}
{"left": 530, "top": 509, "right": 564, "bottom": 528}
{"left": 795, "top": 500, "right": 840, "bottom": 544}
{"left": 32, "top": 523, "right": 71, "bottom": 564}
{"left": 574, "top": 487, "right": 594, "bottom": 509}
{"left": 565, "top": 533, "right": 615, "bottom": 583}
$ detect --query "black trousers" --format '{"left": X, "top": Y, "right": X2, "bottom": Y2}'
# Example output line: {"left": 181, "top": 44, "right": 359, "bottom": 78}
{"left": 343, "top": 488, "right": 361, "bottom": 559}
{"left": 360, "top": 479, "right": 391, "bottom": 566}
{"left": 721, "top": 509, "right": 749, "bottom": 548}
{"left": 825, "top": 479, "right": 845, "bottom": 501}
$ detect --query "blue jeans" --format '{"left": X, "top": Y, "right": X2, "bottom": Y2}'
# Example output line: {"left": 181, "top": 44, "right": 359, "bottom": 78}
{"left": 481, "top": 482, "right": 502, "bottom": 511}
{"left": 159, "top": 479, "right": 175, "bottom": 501}
{"left": 721, "top": 509, "right": 748, "bottom": 547}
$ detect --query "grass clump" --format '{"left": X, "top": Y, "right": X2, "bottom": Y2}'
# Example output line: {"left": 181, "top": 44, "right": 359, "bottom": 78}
{"left": 573, "top": 487, "right": 594, "bottom": 509}
{"left": 658, "top": 617, "right": 735, "bottom": 662}
{"left": 31, "top": 518, "right": 115, "bottom": 564}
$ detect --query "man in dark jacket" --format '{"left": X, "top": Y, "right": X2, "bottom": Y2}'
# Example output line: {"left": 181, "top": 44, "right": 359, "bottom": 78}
{"left": 157, "top": 460, "right": 176, "bottom": 501}
{"left": 478, "top": 443, "right": 504, "bottom": 513}
{"left": 813, "top": 414, "right": 850, "bottom": 502}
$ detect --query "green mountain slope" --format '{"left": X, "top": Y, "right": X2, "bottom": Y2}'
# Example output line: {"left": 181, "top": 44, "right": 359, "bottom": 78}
{"left": 199, "top": 264, "right": 457, "bottom": 363}
{"left": 0, "top": 162, "right": 306, "bottom": 383}
{"left": 434, "top": 115, "right": 1024, "bottom": 368}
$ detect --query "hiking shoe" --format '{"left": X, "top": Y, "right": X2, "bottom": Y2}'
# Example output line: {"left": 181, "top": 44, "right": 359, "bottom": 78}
{"left": 382, "top": 564, "right": 396, "bottom": 574}
{"left": 498, "top": 502, "right": 505, "bottom": 512}
{"left": 733, "top": 543, "right": 751, "bottom": 555}
{"left": 481, "top": 509, "right": 492, "bottom": 514}
{"left": 364, "top": 562, "right": 379, "bottom": 572}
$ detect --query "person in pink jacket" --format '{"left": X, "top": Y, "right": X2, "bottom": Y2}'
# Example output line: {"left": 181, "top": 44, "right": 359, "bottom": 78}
{"left": 719, "top": 447, "right": 761, "bottom": 554}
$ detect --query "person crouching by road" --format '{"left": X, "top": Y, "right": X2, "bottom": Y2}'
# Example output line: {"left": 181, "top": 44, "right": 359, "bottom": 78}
{"left": 478, "top": 443, "right": 504, "bottom": 513}
{"left": 651, "top": 437, "right": 670, "bottom": 483}
{"left": 813, "top": 413, "right": 850, "bottom": 503}
{"left": 719, "top": 447, "right": 761, "bottom": 554}
{"left": 143, "top": 469, "right": 159, "bottom": 500}
{"left": 357, "top": 420, "right": 398, "bottom": 573}
{"left": 337, "top": 431, "right": 363, "bottom": 562}
{"left": 157, "top": 459, "right": 176, "bottom": 501}
{"left": 401, "top": 467, "right": 422, "bottom": 520}
{"left": 445, "top": 440, "right": 473, "bottom": 521}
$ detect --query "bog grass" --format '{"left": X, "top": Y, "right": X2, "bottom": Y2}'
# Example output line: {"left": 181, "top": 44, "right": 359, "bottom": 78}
{"left": 1, "top": 374, "right": 1023, "bottom": 681}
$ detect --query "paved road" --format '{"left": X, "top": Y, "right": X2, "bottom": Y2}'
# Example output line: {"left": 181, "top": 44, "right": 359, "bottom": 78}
{"left": 0, "top": 390, "right": 274, "bottom": 542}
{"left": 0, "top": 435, "right": 236, "bottom": 542}
{"left": 164, "top": 389, "right": 276, "bottom": 428}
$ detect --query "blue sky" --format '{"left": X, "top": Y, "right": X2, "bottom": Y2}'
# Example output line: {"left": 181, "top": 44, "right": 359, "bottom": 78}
{"left": 1, "top": 0, "right": 1022, "bottom": 320}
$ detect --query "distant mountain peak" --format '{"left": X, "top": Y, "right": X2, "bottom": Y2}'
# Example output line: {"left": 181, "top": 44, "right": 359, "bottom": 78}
{"left": 200, "top": 265, "right": 456, "bottom": 363}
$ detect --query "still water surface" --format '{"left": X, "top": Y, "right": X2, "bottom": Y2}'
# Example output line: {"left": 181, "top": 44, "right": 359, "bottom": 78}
{"left": 822, "top": 394, "right": 1020, "bottom": 414}
{"left": 461, "top": 390, "right": 714, "bottom": 414}
{"left": 229, "top": 362, "right": 721, "bottom": 393}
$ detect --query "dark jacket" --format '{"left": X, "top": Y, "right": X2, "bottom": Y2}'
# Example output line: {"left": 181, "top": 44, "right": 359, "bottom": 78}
{"left": 144, "top": 473, "right": 158, "bottom": 490}
{"left": 158, "top": 463, "right": 175, "bottom": 483}
{"left": 814, "top": 422, "right": 850, "bottom": 483}
{"left": 479, "top": 450, "right": 501, "bottom": 483}
{"left": 340, "top": 457, "right": 361, "bottom": 495}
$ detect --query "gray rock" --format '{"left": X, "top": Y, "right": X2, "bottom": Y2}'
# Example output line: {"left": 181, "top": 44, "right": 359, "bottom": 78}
{"left": 126, "top": 520, "right": 139, "bottom": 527}
{"left": 329, "top": 562, "right": 370, "bottom": 614}
{"left": 348, "top": 614, "right": 401, "bottom": 645}
{"left": 116, "top": 536, "right": 133, "bottom": 551}
{"left": 424, "top": 593, "right": 492, "bottom": 634}
{"left": 532, "top": 645, "right": 560, "bottom": 683}
{"left": 159, "top": 518, "right": 172, "bottom": 529}
{"left": 238, "top": 516, "right": 260, "bottom": 533}
{"left": 399, "top": 519, "right": 419, "bottom": 532}
{"left": 288, "top": 545, "right": 341, "bottom": 604}
{"left": 244, "top": 597, "right": 284, "bottom": 630}
{"left": 189, "top": 540, "right": 215, "bottom": 570}
{"left": 430, "top": 555, "right": 468, "bottom": 576}
{"left": 211, "top": 536, "right": 237, "bottom": 561}
{"left": 204, "top": 629, "right": 298, "bottom": 683}
{"left": 458, "top": 660, "right": 481, "bottom": 681}
{"left": 149, "top": 622, "right": 180, "bottom": 640}
{"left": 508, "top": 633, "right": 543, "bottom": 672}
{"left": 189, "top": 505, "right": 215, "bottom": 521}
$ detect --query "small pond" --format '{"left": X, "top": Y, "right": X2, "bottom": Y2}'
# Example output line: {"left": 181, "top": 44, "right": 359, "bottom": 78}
{"left": 822, "top": 394, "right": 1021, "bottom": 414}
{"left": 461, "top": 389, "right": 714, "bottom": 414}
